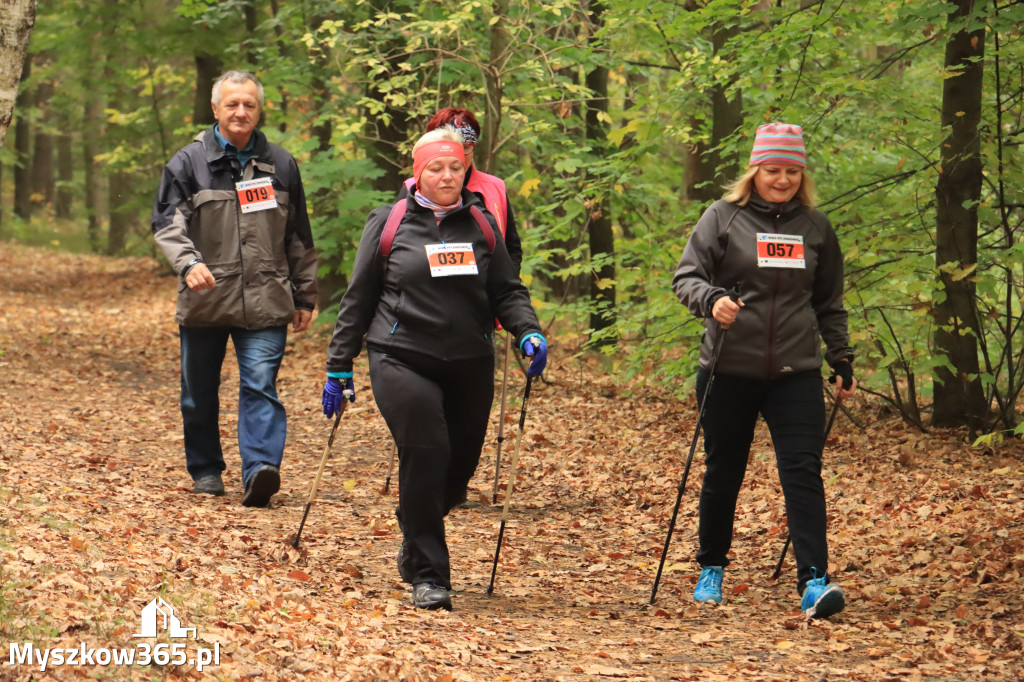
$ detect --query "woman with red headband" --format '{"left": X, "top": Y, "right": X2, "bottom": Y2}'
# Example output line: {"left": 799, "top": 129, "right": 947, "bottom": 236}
{"left": 322, "top": 126, "right": 547, "bottom": 611}
{"left": 400, "top": 108, "right": 522, "bottom": 272}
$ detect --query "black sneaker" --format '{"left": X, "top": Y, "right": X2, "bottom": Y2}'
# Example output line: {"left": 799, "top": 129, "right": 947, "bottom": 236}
{"left": 193, "top": 475, "right": 225, "bottom": 496}
{"left": 242, "top": 465, "right": 280, "bottom": 508}
{"left": 397, "top": 541, "right": 414, "bottom": 583}
{"left": 411, "top": 583, "right": 452, "bottom": 611}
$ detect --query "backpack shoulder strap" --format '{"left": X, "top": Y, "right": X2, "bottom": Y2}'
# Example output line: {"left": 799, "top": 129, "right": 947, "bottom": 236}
{"left": 381, "top": 200, "right": 495, "bottom": 257}
{"left": 469, "top": 205, "right": 496, "bottom": 252}
{"left": 379, "top": 201, "right": 408, "bottom": 257}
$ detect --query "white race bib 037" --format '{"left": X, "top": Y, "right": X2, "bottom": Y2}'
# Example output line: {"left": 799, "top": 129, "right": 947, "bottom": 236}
{"left": 425, "top": 243, "right": 478, "bottom": 277}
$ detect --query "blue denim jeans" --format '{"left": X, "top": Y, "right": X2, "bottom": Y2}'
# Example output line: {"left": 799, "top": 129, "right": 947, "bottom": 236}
{"left": 179, "top": 325, "right": 288, "bottom": 487}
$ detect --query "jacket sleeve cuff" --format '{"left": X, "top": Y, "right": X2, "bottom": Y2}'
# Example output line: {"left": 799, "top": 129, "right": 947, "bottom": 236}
{"left": 519, "top": 332, "right": 546, "bottom": 353}
{"left": 326, "top": 361, "right": 354, "bottom": 376}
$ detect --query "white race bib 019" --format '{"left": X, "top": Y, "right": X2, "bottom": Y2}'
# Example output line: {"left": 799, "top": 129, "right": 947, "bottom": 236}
{"left": 236, "top": 177, "right": 278, "bottom": 213}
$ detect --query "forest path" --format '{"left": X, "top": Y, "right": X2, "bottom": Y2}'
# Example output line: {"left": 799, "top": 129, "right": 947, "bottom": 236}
{"left": 1, "top": 242, "right": 1022, "bottom": 681}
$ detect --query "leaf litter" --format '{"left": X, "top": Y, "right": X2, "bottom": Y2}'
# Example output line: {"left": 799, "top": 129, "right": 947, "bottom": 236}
{"left": 0, "top": 243, "right": 1022, "bottom": 680}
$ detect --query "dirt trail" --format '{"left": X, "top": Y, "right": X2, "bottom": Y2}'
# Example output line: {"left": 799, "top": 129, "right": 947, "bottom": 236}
{"left": 1, "top": 242, "right": 1022, "bottom": 681}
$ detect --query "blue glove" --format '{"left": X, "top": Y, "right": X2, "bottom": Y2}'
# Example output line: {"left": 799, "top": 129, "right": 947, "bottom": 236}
{"left": 521, "top": 333, "right": 547, "bottom": 378}
{"left": 322, "top": 376, "right": 355, "bottom": 418}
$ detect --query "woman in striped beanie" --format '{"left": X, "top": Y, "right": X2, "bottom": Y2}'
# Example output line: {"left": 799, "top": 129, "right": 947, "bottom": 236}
{"left": 671, "top": 121, "right": 857, "bottom": 619}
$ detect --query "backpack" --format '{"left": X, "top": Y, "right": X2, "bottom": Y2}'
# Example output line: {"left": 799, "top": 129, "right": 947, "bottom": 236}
{"left": 379, "top": 200, "right": 495, "bottom": 257}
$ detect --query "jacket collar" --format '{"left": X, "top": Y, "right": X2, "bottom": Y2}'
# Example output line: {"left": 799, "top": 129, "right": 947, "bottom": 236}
{"left": 747, "top": 190, "right": 804, "bottom": 217}
{"left": 406, "top": 186, "right": 485, "bottom": 214}
{"left": 196, "top": 126, "right": 273, "bottom": 173}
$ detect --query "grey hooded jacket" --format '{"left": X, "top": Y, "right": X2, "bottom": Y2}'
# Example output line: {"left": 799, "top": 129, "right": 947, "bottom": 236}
{"left": 152, "top": 126, "right": 317, "bottom": 329}
{"left": 672, "top": 193, "right": 853, "bottom": 380}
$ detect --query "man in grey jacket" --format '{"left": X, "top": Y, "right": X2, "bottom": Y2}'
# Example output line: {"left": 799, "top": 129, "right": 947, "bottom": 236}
{"left": 152, "top": 70, "right": 318, "bottom": 507}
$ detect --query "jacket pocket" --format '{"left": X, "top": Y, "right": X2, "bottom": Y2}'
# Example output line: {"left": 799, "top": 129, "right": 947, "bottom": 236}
{"left": 178, "top": 263, "right": 244, "bottom": 326}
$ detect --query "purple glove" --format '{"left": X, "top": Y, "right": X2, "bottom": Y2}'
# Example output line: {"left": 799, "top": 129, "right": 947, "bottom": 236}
{"left": 521, "top": 334, "right": 547, "bottom": 378}
{"left": 322, "top": 377, "right": 355, "bottom": 418}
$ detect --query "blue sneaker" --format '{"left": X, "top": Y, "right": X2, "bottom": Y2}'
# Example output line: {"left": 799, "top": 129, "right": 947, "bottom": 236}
{"left": 801, "top": 568, "right": 845, "bottom": 618}
{"left": 693, "top": 566, "right": 724, "bottom": 604}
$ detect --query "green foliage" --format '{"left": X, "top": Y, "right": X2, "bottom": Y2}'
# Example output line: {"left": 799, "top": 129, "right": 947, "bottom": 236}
{"left": 9, "top": 0, "right": 1024, "bottom": 437}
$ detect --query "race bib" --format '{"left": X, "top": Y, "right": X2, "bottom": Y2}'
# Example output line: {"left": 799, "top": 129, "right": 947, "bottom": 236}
{"left": 757, "top": 233, "right": 805, "bottom": 269}
{"left": 425, "top": 243, "right": 478, "bottom": 277}
{"left": 236, "top": 177, "right": 278, "bottom": 213}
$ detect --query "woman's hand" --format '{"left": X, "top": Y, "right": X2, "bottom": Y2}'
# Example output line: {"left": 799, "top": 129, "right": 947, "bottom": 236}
{"left": 712, "top": 295, "right": 744, "bottom": 328}
{"left": 831, "top": 360, "right": 857, "bottom": 402}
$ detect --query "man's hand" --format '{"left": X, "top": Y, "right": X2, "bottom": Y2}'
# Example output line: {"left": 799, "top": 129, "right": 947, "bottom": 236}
{"left": 185, "top": 262, "right": 216, "bottom": 291}
{"left": 293, "top": 309, "right": 313, "bottom": 333}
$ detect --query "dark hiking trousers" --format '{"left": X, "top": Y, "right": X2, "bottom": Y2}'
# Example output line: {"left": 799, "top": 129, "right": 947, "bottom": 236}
{"left": 368, "top": 346, "right": 494, "bottom": 590}
{"left": 695, "top": 368, "right": 829, "bottom": 594}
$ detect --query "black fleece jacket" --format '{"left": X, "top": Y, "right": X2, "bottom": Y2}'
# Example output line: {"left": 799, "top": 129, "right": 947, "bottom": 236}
{"left": 326, "top": 189, "right": 541, "bottom": 375}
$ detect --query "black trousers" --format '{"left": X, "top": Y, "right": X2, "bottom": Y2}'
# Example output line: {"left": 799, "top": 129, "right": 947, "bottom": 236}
{"left": 369, "top": 347, "right": 494, "bottom": 589}
{"left": 695, "top": 368, "right": 830, "bottom": 594}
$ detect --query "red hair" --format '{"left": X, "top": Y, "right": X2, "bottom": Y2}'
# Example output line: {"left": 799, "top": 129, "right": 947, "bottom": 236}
{"left": 426, "top": 108, "right": 481, "bottom": 137}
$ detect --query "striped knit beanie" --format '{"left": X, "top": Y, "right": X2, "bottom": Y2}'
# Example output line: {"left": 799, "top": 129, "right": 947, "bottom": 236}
{"left": 749, "top": 122, "right": 806, "bottom": 167}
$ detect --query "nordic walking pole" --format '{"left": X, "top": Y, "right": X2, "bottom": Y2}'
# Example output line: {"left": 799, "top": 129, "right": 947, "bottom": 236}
{"left": 491, "top": 333, "right": 513, "bottom": 504}
{"left": 382, "top": 443, "right": 397, "bottom": 495}
{"left": 650, "top": 287, "right": 738, "bottom": 605}
{"left": 292, "top": 392, "right": 352, "bottom": 549}
{"left": 487, "top": 375, "right": 533, "bottom": 595}
{"left": 771, "top": 387, "right": 842, "bottom": 579}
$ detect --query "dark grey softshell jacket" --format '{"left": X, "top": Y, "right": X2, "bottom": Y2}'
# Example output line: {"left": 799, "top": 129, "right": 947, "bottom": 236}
{"left": 672, "top": 194, "right": 853, "bottom": 380}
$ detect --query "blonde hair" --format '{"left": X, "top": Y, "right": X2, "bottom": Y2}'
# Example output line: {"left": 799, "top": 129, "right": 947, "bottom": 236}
{"left": 412, "top": 125, "right": 465, "bottom": 155}
{"left": 723, "top": 165, "right": 816, "bottom": 208}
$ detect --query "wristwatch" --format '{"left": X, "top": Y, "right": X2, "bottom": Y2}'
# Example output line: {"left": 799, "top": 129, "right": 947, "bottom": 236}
{"left": 182, "top": 257, "right": 203, "bottom": 277}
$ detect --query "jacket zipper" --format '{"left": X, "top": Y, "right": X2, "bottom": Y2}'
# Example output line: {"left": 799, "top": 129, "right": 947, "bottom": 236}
{"left": 235, "top": 160, "right": 247, "bottom": 327}
{"left": 766, "top": 211, "right": 781, "bottom": 380}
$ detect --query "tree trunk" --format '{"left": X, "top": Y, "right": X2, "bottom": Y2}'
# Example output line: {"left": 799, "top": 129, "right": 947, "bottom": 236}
{"left": 193, "top": 53, "right": 222, "bottom": 127}
{"left": 308, "top": 10, "right": 343, "bottom": 312}
{"left": 364, "top": 1, "right": 411, "bottom": 194}
{"left": 30, "top": 78, "right": 55, "bottom": 209}
{"left": 107, "top": 170, "right": 133, "bottom": 255}
{"left": 56, "top": 132, "right": 73, "bottom": 219}
{"left": 478, "top": 0, "right": 510, "bottom": 174}
{"left": 83, "top": 129, "right": 101, "bottom": 251}
{"left": 83, "top": 55, "right": 104, "bottom": 252}
{"left": 585, "top": 0, "right": 615, "bottom": 337}
{"left": 932, "top": 0, "right": 986, "bottom": 429}
{"left": 0, "top": 0, "right": 37, "bottom": 147}
{"left": 13, "top": 56, "right": 32, "bottom": 220}
{"left": 687, "top": 22, "right": 744, "bottom": 203}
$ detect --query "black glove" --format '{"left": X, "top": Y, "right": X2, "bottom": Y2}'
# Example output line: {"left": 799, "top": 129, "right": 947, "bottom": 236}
{"left": 829, "top": 361, "right": 853, "bottom": 390}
